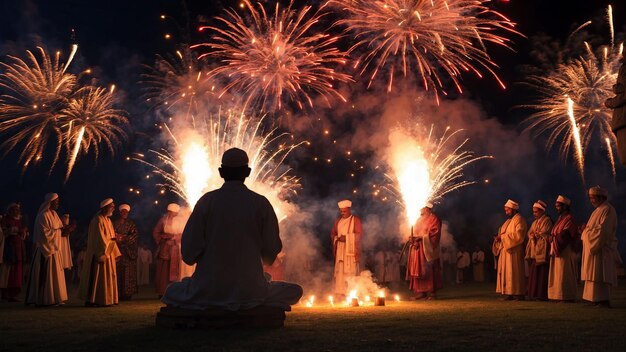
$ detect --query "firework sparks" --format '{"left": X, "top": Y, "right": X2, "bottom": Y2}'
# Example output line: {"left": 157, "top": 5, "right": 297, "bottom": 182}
{"left": 384, "top": 125, "right": 490, "bottom": 226}
{"left": 194, "top": 0, "right": 352, "bottom": 112}
{"left": 522, "top": 7, "right": 622, "bottom": 178}
{"left": 326, "top": 0, "right": 520, "bottom": 102}
{"left": 0, "top": 46, "right": 78, "bottom": 169}
{"left": 59, "top": 86, "right": 128, "bottom": 180}
{"left": 605, "top": 136, "right": 616, "bottom": 177}
{"left": 566, "top": 97, "right": 585, "bottom": 179}
{"left": 135, "top": 108, "right": 303, "bottom": 215}
{"left": 0, "top": 45, "right": 127, "bottom": 177}
{"left": 142, "top": 45, "right": 217, "bottom": 118}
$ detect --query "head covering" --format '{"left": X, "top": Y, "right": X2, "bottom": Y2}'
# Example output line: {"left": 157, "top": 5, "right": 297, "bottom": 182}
{"left": 119, "top": 204, "right": 131, "bottom": 212}
{"left": 167, "top": 203, "right": 180, "bottom": 213}
{"left": 556, "top": 195, "right": 571, "bottom": 205}
{"left": 504, "top": 199, "right": 519, "bottom": 210}
{"left": 37, "top": 193, "right": 59, "bottom": 214}
{"left": 221, "top": 148, "right": 249, "bottom": 168}
{"left": 532, "top": 200, "right": 547, "bottom": 211}
{"left": 337, "top": 200, "right": 352, "bottom": 209}
{"left": 425, "top": 202, "right": 434, "bottom": 209}
{"left": 100, "top": 198, "right": 114, "bottom": 208}
{"left": 588, "top": 185, "right": 608, "bottom": 197}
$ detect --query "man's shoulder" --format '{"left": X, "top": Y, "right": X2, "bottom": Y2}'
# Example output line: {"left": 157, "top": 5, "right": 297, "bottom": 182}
{"left": 209, "top": 185, "right": 271, "bottom": 206}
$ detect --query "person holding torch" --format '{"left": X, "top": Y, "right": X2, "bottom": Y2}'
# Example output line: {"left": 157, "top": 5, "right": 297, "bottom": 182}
{"left": 406, "top": 203, "right": 442, "bottom": 300}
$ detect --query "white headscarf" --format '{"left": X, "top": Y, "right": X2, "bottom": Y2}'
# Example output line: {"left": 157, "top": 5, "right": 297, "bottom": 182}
{"left": 37, "top": 193, "right": 59, "bottom": 214}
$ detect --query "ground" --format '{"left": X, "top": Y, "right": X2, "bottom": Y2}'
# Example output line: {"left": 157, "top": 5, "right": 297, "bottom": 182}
{"left": 1, "top": 282, "right": 625, "bottom": 351}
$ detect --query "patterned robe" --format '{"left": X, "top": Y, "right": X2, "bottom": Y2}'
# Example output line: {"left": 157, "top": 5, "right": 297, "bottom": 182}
{"left": 113, "top": 217, "right": 139, "bottom": 298}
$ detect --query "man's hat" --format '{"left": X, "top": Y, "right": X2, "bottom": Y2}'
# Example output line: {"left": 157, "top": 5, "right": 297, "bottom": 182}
{"left": 221, "top": 148, "right": 249, "bottom": 168}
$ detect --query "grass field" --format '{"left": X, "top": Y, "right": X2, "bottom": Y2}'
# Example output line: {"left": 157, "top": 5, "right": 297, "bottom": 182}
{"left": 1, "top": 282, "right": 625, "bottom": 351}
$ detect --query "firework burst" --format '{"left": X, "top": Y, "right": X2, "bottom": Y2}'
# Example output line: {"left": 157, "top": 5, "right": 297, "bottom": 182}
{"left": 59, "top": 86, "right": 128, "bottom": 180}
{"left": 0, "top": 45, "right": 78, "bottom": 169}
{"left": 0, "top": 45, "right": 128, "bottom": 177}
{"left": 142, "top": 45, "right": 217, "bottom": 118}
{"left": 193, "top": 0, "right": 352, "bottom": 112}
{"left": 135, "top": 108, "right": 303, "bottom": 218}
{"left": 384, "top": 125, "right": 490, "bottom": 225}
{"left": 326, "top": 0, "right": 519, "bottom": 102}
{"left": 522, "top": 7, "right": 623, "bottom": 178}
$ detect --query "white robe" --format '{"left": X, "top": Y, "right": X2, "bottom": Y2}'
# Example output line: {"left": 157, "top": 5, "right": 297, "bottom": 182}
{"left": 525, "top": 215, "right": 553, "bottom": 264}
{"left": 58, "top": 236, "right": 73, "bottom": 269}
{"left": 581, "top": 201, "right": 619, "bottom": 302}
{"left": 78, "top": 214, "right": 122, "bottom": 306}
{"left": 334, "top": 216, "right": 358, "bottom": 294}
{"left": 495, "top": 213, "right": 527, "bottom": 295}
{"left": 25, "top": 209, "right": 68, "bottom": 306}
{"left": 162, "top": 181, "right": 301, "bottom": 311}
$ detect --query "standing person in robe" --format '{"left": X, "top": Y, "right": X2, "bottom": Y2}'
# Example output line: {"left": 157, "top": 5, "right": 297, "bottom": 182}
{"left": 493, "top": 199, "right": 527, "bottom": 300}
{"left": 472, "top": 246, "right": 485, "bottom": 282}
{"left": 456, "top": 247, "right": 470, "bottom": 284}
{"left": 153, "top": 203, "right": 182, "bottom": 298}
{"left": 330, "top": 199, "right": 362, "bottom": 296}
{"left": 58, "top": 212, "right": 74, "bottom": 284}
{"left": 406, "top": 203, "right": 442, "bottom": 300}
{"left": 1, "top": 204, "right": 28, "bottom": 302}
{"left": 24, "top": 193, "right": 68, "bottom": 306}
{"left": 605, "top": 54, "right": 626, "bottom": 166}
{"left": 78, "top": 199, "right": 121, "bottom": 307}
{"left": 525, "top": 200, "right": 553, "bottom": 301}
{"left": 112, "top": 204, "right": 139, "bottom": 301}
{"left": 581, "top": 186, "right": 620, "bottom": 308}
{"left": 548, "top": 195, "right": 579, "bottom": 302}
{"left": 137, "top": 243, "right": 152, "bottom": 285}
{"left": 162, "top": 148, "right": 302, "bottom": 310}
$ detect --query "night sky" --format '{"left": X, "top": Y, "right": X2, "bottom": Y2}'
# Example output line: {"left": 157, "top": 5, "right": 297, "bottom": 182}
{"left": 0, "top": 0, "right": 624, "bottom": 256}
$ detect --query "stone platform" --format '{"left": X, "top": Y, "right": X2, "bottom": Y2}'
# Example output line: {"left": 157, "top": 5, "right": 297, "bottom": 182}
{"left": 156, "top": 305, "right": 287, "bottom": 329}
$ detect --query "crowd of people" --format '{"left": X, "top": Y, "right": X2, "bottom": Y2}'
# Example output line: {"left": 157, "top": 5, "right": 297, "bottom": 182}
{"left": 0, "top": 152, "right": 622, "bottom": 311}
{"left": 330, "top": 187, "right": 621, "bottom": 307}
{"left": 0, "top": 195, "right": 162, "bottom": 306}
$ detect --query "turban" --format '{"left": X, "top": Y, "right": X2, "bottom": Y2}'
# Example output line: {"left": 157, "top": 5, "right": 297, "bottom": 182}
{"left": 337, "top": 200, "right": 352, "bottom": 209}
{"left": 504, "top": 199, "right": 519, "bottom": 210}
{"left": 100, "top": 198, "right": 114, "bottom": 208}
{"left": 556, "top": 195, "right": 571, "bottom": 205}
{"left": 588, "top": 186, "right": 608, "bottom": 197}
{"left": 425, "top": 202, "right": 434, "bottom": 209}
{"left": 532, "top": 200, "right": 547, "bottom": 211}
{"left": 221, "top": 148, "right": 249, "bottom": 168}
{"left": 37, "top": 193, "right": 59, "bottom": 214}
{"left": 119, "top": 204, "right": 131, "bottom": 212}
{"left": 167, "top": 203, "right": 180, "bottom": 213}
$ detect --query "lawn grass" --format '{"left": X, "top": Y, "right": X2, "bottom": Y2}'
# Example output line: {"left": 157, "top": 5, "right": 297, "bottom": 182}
{"left": 1, "top": 281, "right": 625, "bottom": 351}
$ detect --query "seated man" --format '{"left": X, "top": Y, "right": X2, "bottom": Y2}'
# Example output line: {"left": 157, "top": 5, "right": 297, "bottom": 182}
{"left": 161, "top": 148, "right": 303, "bottom": 313}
